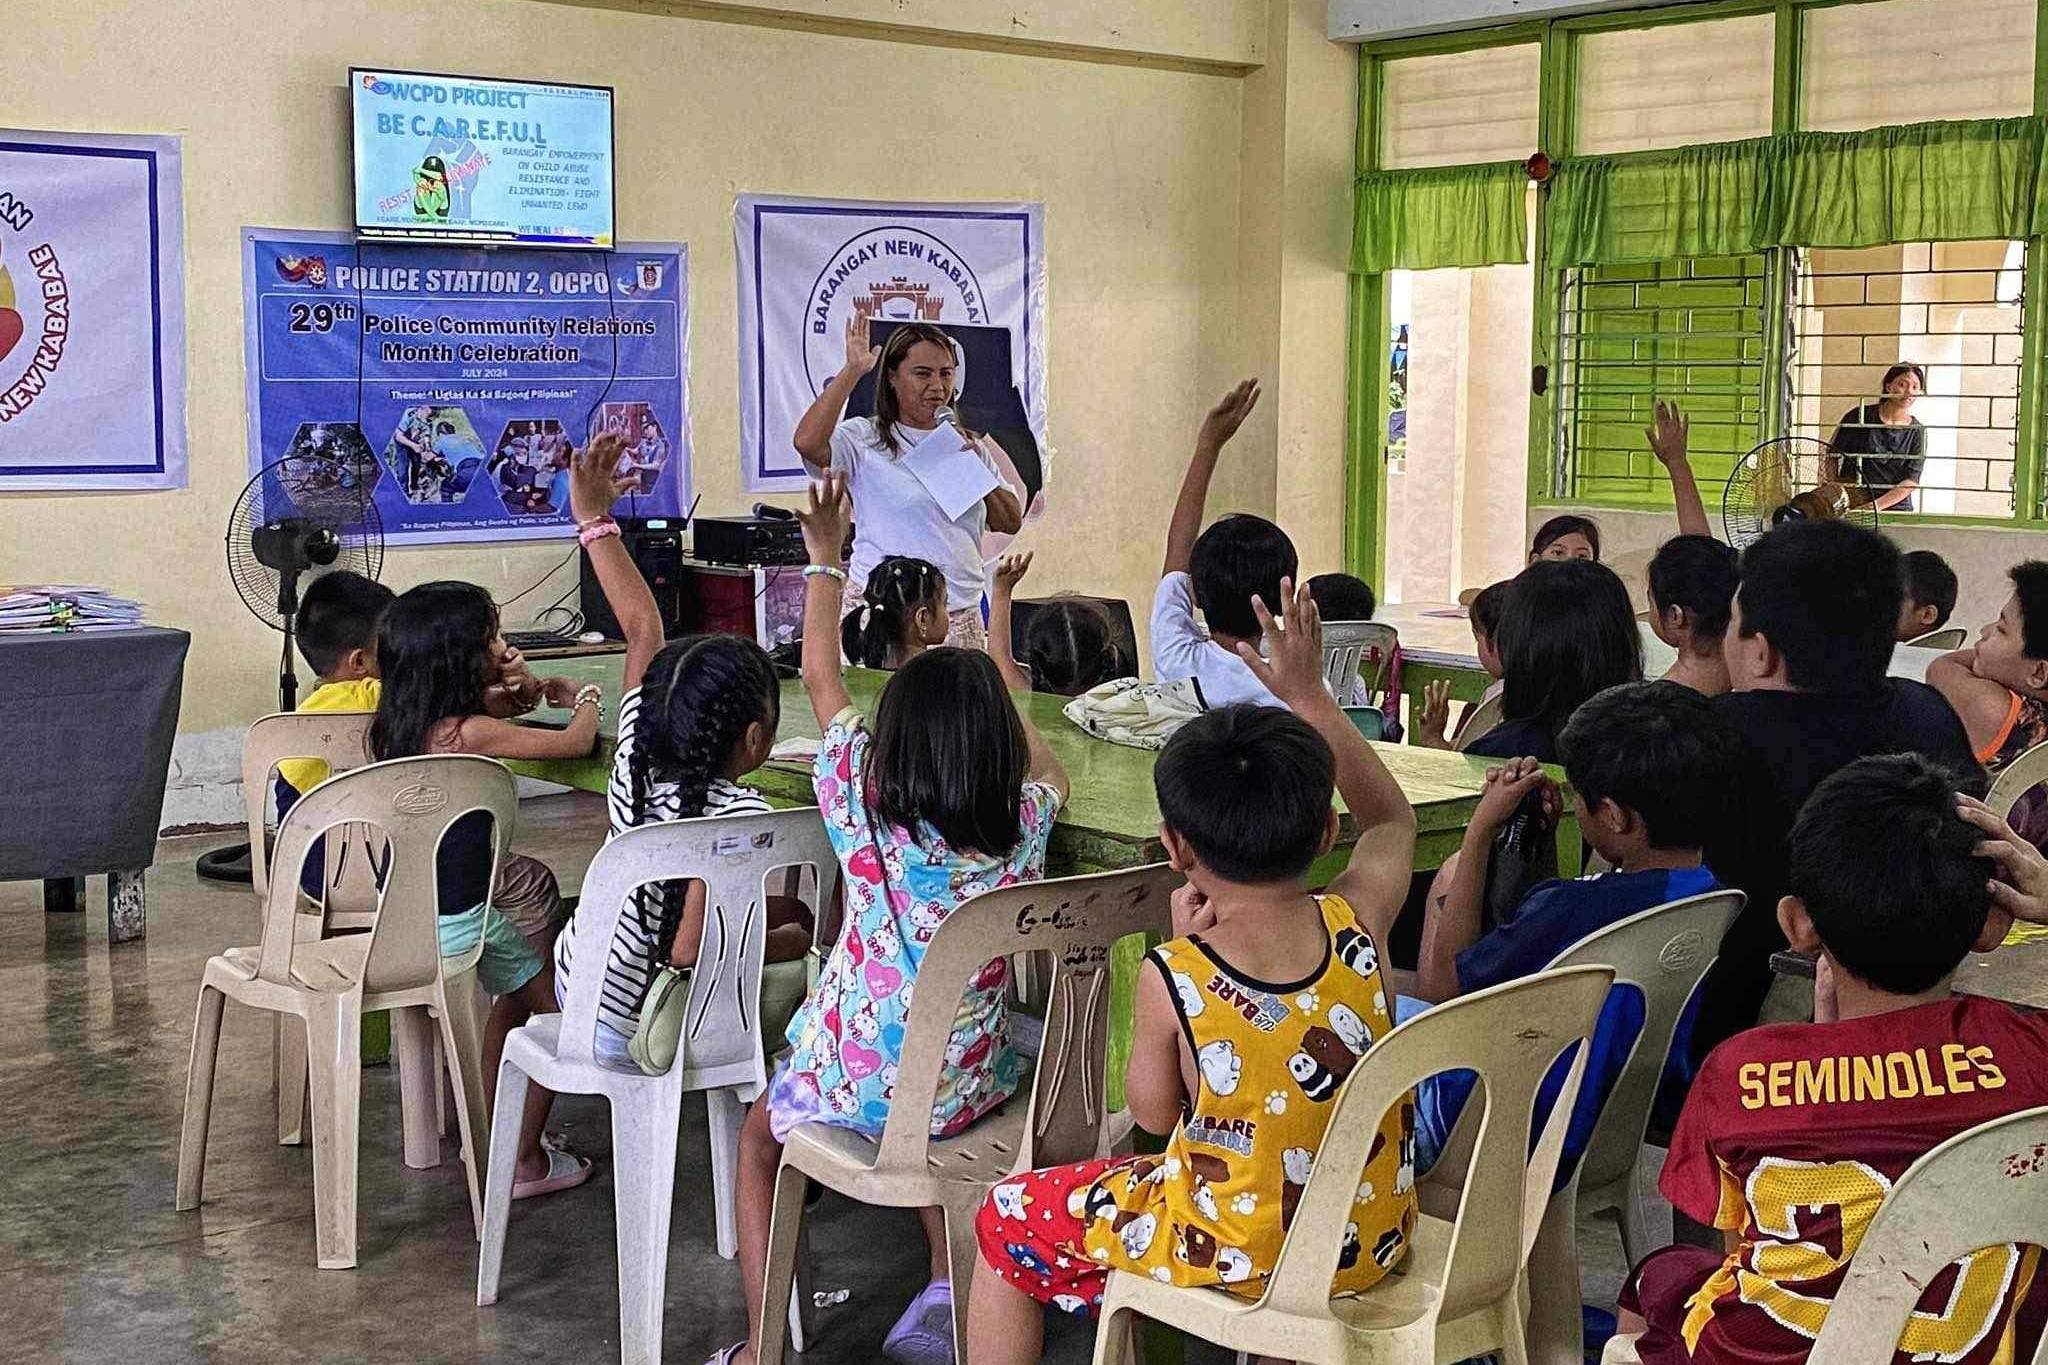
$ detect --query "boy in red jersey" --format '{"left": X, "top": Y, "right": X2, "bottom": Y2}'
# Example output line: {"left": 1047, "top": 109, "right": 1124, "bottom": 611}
{"left": 1612, "top": 753, "right": 2048, "bottom": 1365}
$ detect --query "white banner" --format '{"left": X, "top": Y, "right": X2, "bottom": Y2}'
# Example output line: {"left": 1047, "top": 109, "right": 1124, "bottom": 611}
{"left": 735, "top": 194, "right": 1046, "bottom": 492}
{"left": 0, "top": 130, "right": 186, "bottom": 491}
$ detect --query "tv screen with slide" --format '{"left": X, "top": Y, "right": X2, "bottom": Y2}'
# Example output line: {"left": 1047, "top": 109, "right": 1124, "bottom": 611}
{"left": 350, "top": 68, "right": 615, "bottom": 248}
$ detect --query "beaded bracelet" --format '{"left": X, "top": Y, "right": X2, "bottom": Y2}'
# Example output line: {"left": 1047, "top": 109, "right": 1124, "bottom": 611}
{"left": 803, "top": 564, "right": 848, "bottom": 583}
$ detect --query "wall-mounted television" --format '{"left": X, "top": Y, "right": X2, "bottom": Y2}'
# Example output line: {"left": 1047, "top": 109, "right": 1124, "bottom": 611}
{"left": 349, "top": 68, "right": 615, "bottom": 248}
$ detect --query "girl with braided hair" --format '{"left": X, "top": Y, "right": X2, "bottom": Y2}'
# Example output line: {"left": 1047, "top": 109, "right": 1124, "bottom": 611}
{"left": 840, "top": 554, "right": 949, "bottom": 670}
{"left": 552, "top": 632, "right": 813, "bottom": 1065}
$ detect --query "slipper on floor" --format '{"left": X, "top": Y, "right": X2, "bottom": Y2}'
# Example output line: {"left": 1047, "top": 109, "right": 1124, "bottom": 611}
{"left": 882, "top": 1279, "right": 954, "bottom": 1365}
{"left": 702, "top": 1346, "right": 743, "bottom": 1365}
{"left": 512, "top": 1146, "right": 593, "bottom": 1200}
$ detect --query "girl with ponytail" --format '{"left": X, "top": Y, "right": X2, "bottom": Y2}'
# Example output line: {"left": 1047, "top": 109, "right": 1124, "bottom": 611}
{"left": 840, "top": 555, "right": 949, "bottom": 670}
{"left": 552, "top": 632, "right": 812, "bottom": 1063}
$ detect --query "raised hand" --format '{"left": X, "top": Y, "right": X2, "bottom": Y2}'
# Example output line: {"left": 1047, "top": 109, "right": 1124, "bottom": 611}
{"left": 799, "top": 470, "right": 853, "bottom": 567}
{"left": 1646, "top": 399, "right": 1691, "bottom": 469}
{"left": 843, "top": 314, "right": 881, "bottom": 379}
{"left": 1416, "top": 680, "right": 1453, "bottom": 748}
{"left": 1197, "top": 379, "right": 1262, "bottom": 454}
{"left": 1235, "top": 577, "right": 1325, "bottom": 710}
{"left": 569, "top": 431, "right": 638, "bottom": 524}
{"left": 993, "top": 550, "right": 1033, "bottom": 596}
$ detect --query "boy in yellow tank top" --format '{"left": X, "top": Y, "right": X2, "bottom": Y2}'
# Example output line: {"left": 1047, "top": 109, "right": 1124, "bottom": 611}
{"left": 965, "top": 580, "right": 1421, "bottom": 1361}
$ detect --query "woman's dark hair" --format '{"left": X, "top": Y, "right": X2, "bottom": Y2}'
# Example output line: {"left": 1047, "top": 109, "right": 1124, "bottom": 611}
{"left": 1468, "top": 580, "right": 1509, "bottom": 641}
{"left": 370, "top": 581, "right": 498, "bottom": 761}
{"left": 628, "top": 634, "right": 781, "bottom": 961}
{"left": 1306, "top": 572, "right": 1376, "bottom": 622}
{"left": 842, "top": 556, "right": 946, "bottom": 669}
{"left": 1648, "top": 534, "right": 1740, "bottom": 648}
{"left": 873, "top": 323, "right": 957, "bottom": 454}
{"left": 1022, "top": 597, "right": 1134, "bottom": 696}
{"left": 1882, "top": 362, "right": 1928, "bottom": 393}
{"left": 1530, "top": 514, "right": 1602, "bottom": 561}
{"left": 1498, "top": 559, "right": 1643, "bottom": 738}
{"left": 868, "top": 648, "right": 1029, "bottom": 855}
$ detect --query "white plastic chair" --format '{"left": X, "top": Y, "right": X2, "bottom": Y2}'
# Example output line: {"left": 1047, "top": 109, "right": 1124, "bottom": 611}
{"left": 1603, "top": 1105, "right": 2048, "bottom": 1365}
{"left": 1425, "top": 891, "right": 1745, "bottom": 1364}
{"left": 1905, "top": 626, "right": 1970, "bottom": 651}
{"left": 177, "top": 755, "right": 508, "bottom": 1268}
{"left": 1989, "top": 738, "right": 2048, "bottom": 821}
{"left": 1090, "top": 965, "right": 1615, "bottom": 1365}
{"left": 476, "top": 807, "right": 842, "bottom": 1365}
{"left": 756, "top": 864, "right": 1181, "bottom": 1362}
{"left": 1454, "top": 693, "right": 1507, "bottom": 752}
{"left": 1321, "top": 621, "right": 1399, "bottom": 707}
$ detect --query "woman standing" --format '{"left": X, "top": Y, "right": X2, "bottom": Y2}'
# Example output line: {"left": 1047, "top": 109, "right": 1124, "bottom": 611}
{"left": 793, "top": 317, "right": 1024, "bottom": 648}
{"left": 1824, "top": 362, "right": 1927, "bottom": 512}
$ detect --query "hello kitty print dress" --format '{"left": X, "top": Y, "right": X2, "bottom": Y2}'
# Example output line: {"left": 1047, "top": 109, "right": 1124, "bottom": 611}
{"left": 780, "top": 708, "right": 1062, "bottom": 1138}
{"left": 1080, "top": 895, "right": 1416, "bottom": 1298}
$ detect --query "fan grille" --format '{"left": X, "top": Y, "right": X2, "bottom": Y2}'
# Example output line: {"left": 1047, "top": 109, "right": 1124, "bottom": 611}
{"left": 1721, "top": 436, "right": 1879, "bottom": 548}
{"left": 226, "top": 454, "right": 385, "bottom": 631}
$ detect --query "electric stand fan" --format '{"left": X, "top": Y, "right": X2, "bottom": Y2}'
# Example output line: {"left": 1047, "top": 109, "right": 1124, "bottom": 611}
{"left": 1721, "top": 435, "right": 1882, "bottom": 550}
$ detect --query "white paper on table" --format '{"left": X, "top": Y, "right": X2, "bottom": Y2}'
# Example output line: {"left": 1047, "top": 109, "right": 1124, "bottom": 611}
{"left": 900, "top": 422, "right": 1000, "bottom": 521}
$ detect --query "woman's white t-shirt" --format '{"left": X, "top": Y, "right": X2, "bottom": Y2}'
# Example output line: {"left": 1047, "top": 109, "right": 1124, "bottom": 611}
{"left": 827, "top": 416, "right": 1011, "bottom": 613}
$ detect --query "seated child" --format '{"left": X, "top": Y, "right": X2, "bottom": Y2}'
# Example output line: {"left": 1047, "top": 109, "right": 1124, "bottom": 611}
{"left": 1927, "top": 561, "right": 2048, "bottom": 842}
{"left": 1463, "top": 559, "right": 1642, "bottom": 764}
{"left": 1898, "top": 548, "right": 1960, "bottom": 641}
{"left": 367, "top": 432, "right": 659, "bottom": 1198}
{"left": 1152, "top": 379, "right": 1296, "bottom": 708}
{"left": 1648, "top": 535, "right": 1740, "bottom": 696}
{"left": 1307, "top": 571, "right": 1376, "bottom": 623}
{"left": 710, "top": 470, "right": 1071, "bottom": 1365}
{"left": 278, "top": 570, "right": 395, "bottom": 792}
{"left": 1611, "top": 753, "right": 2048, "bottom": 1365}
{"left": 1531, "top": 513, "right": 1600, "bottom": 563}
{"left": 842, "top": 555, "right": 949, "bottom": 670}
{"left": 551, "top": 632, "right": 814, "bottom": 1069}
{"left": 987, "top": 551, "right": 1133, "bottom": 697}
{"left": 1416, "top": 580, "right": 1509, "bottom": 749}
{"left": 964, "top": 580, "right": 1420, "bottom": 1364}
{"left": 1411, "top": 681, "right": 1737, "bottom": 1175}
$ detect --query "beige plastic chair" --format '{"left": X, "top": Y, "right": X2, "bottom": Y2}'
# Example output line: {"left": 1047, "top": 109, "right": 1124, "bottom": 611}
{"left": 1454, "top": 693, "right": 1507, "bottom": 752}
{"left": 756, "top": 863, "right": 1181, "bottom": 1362}
{"left": 477, "top": 807, "right": 844, "bottom": 1365}
{"left": 1322, "top": 621, "right": 1399, "bottom": 706}
{"left": 1425, "top": 891, "right": 1745, "bottom": 1364}
{"left": 1090, "top": 965, "right": 1616, "bottom": 1365}
{"left": 1905, "top": 626, "right": 1970, "bottom": 651}
{"left": 1988, "top": 738, "right": 2048, "bottom": 821}
{"left": 1603, "top": 1105, "right": 2048, "bottom": 1365}
{"left": 177, "top": 754, "right": 509, "bottom": 1268}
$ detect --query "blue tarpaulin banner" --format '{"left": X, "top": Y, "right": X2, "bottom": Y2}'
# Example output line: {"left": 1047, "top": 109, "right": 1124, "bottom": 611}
{"left": 241, "top": 229, "right": 688, "bottom": 544}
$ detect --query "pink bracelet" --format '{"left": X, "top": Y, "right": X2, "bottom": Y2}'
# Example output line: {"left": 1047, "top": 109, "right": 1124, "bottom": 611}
{"left": 578, "top": 519, "right": 621, "bottom": 547}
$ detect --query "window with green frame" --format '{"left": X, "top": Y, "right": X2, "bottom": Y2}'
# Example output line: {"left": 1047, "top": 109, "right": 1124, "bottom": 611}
{"left": 1554, "top": 255, "right": 1768, "bottom": 505}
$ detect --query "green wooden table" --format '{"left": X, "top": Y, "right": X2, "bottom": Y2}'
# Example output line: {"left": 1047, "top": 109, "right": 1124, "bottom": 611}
{"left": 509, "top": 658, "right": 1579, "bottom": 1107}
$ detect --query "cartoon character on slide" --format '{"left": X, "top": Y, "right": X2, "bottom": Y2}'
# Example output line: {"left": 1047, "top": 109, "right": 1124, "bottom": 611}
{"left": 0, "top": 241, "right": 23, "bottom": 363}
{"left": 413, "top": 156, "right": 451, "bottom": 220}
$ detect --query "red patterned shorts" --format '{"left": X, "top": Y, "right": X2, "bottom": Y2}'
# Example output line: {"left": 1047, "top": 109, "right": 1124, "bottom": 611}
{"left": 973, "top": 1155, "right": 1135, "bottom": 1319}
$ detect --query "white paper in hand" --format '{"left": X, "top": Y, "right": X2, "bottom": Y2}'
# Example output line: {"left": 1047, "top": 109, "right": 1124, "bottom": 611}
{"left": 900, "top": 422, "right": 1000, "bottom": 521}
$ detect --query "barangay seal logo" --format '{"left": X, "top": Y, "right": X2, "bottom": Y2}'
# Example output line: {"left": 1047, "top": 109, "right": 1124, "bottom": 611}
{"left": 0, "top": 192, "right": 70, "bottom": 424}
{"left": 801, "top": 225, "right": 990, "bottom": 396}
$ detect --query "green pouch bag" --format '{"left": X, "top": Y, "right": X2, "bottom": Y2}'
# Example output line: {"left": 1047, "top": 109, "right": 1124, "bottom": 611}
{"left": 628, "top": 966, "right": 689, "bottom": 1076}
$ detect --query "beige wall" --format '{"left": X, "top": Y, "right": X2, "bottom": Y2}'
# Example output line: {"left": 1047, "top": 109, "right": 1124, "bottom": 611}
{"left": 0, "top": 0, "right": 1357, "bottom": 824}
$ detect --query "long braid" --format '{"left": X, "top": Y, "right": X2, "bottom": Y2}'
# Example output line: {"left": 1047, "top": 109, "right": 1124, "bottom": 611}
{"left": 636, "top": 635, "right": 780, "bottom": 966}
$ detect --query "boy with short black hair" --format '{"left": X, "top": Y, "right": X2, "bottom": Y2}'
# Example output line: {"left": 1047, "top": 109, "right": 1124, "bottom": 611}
{"left": 1928, "top": 560, "right": 2048, "bottom": 777}
{"left": 1152, "top": 380, "right": 1298, "bottom": 708}
{"left": 965, "top": 581, "right": 1417, "bottom": 1364}
{"left": 277, "top": 570, "right": 396, "bottom": 796}
{"left": 1898, "top": 547, "right": 1959, "bottom": 640}
{"left": 1610, "top": 753, "right": 2048, "bottom": 1365}
{"left": 1411, "top": 681, "right": 1736, "bottom": 1170}
{"left": 1306, "top": 571, "right": 1376, "bottom": 623}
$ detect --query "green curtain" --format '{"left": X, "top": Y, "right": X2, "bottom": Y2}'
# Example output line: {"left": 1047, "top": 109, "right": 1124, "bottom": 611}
{"left": 1350, "top": 161, "right": 1529, "bottom": 274}
{"left": 1550, "top": 139, "right": 1770, "bottom": 267}
{"left": 1757, "top": 118, "right": 2044, "bottom": 249}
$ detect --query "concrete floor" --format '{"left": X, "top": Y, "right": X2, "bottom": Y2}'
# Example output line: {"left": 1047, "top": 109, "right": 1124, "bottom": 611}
{"left": 1, "top": 792, "right": 1656, "bottom": 1364}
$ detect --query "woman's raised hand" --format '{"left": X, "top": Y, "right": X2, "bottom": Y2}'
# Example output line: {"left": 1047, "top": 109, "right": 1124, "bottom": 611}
{"left": 799, "top": 470, "right": 853, "bottom": 567}
{"left": 569, "top": 430, "right": 638, "bottom": 524}
{"left": 843, "top": 315, "right": 881, "bottom": 379}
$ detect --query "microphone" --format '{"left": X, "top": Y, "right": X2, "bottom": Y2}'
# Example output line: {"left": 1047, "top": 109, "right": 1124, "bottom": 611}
{"left": 752, "top": 502, "right": 796, "bottom": 521}
{"left": 935, "top": 403, "right": 958, "bottom": 429}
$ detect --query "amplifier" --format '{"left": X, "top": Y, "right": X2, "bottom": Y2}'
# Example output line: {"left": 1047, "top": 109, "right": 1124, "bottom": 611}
{"left": 691, "top": 515, "right": 807, "bottom": 567}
